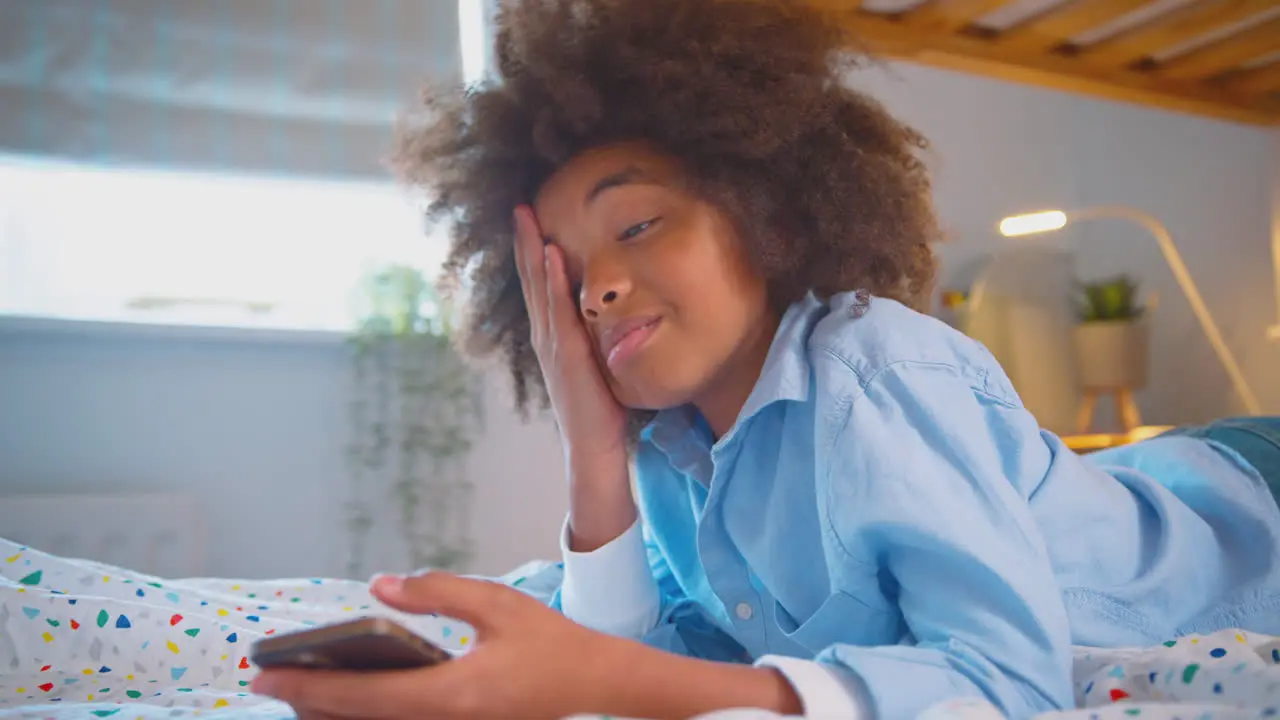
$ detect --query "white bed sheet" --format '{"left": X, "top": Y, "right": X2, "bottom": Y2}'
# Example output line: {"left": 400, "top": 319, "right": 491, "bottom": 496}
{"left": 3, "top": 537, "right": 1278, "bottom": 720}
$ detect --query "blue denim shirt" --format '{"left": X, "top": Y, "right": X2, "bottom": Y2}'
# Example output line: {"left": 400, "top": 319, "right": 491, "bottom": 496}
{"left": 549, "top": 291, "right": 1280, "bottom": 719}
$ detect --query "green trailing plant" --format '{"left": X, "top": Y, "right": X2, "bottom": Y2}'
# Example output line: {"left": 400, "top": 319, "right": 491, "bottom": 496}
{"left": 1076, "top": 273, "right": 1145, "bottom": 323}
{"left": 345, "top": 264, "right": 481, "bottom": 578}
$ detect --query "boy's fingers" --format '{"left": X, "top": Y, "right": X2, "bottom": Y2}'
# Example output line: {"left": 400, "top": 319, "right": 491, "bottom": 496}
{"left": 512, "top": 213, "right": 530, "bottom": 300}
{"left": 513, "top": 206, "right": 549, "bottom": 343}
{"left": 543, "top": 244, "right": 580, "bottom": 346}
{"left": 512, "top": 207, "right": 552, "bottom": 353}
{"left": 253, "top": 666, "right": 443, "bottom": 719}
{"left": 252, "top": 668, "right": 392, "bottom": 717}
{"left": 372, "top": 573, "right": 515, "bottom": 634}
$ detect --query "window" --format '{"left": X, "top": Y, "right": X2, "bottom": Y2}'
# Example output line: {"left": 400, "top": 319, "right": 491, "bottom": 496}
{"left": 0, "top": 0, "right": 490, "bottom": 335}
{"left": 0, "top": 156, "right": 448, "bottom": 333}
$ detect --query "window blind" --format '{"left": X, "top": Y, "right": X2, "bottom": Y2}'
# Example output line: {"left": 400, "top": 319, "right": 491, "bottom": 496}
{"left": 0, "top": 0, "right": 461, "bottom": 178}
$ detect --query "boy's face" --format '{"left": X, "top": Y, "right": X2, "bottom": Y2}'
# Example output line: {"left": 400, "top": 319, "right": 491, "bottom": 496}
{"left": 533, "top": 142, "right": 776, "bottom": 427}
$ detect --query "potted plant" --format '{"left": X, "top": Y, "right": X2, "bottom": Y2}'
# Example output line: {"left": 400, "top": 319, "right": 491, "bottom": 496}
{"left": 344, "top": 264, "right": 481, "bottom": 578}
{"left": 1072, "top": 273, "right": 1149, "bottom": 395}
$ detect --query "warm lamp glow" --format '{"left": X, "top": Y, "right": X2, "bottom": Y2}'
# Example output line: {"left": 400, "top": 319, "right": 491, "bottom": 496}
{"left": 990, "top": 205, "right": 1263, "bottom": 415}
{"left": 999, "top": 210, "right": 1068, "bottom": 237}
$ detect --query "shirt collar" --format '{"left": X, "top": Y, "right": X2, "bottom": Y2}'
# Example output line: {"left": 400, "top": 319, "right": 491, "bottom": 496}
{"left": 642, "top": 292, "right": 828, "bottom": 459}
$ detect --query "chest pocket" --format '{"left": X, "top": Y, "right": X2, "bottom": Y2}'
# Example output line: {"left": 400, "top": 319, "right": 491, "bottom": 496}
{"left": 774, "top": 591, "right": 903, "bottom": 654}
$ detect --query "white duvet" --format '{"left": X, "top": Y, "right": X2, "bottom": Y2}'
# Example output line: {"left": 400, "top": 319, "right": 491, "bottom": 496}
{"left": 3, "top": 537, "right": 1278, "bottom": 720}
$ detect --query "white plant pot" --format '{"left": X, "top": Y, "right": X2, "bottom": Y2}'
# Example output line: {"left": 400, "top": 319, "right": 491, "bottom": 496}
{"left": 1073, "top": 319, "right": 1149, "bottom": 390}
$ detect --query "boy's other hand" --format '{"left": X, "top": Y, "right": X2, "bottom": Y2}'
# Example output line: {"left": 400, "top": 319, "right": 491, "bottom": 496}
{"left": 252, "top": 572, "right": 805, "bottom": 720}
{"left": 251, "top": 572, "right": 630, "bottom": 720}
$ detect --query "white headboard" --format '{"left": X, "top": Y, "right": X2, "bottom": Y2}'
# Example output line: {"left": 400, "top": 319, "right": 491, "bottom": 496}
{"left": 0, "top": 492, "right": 204, "bottom": 578}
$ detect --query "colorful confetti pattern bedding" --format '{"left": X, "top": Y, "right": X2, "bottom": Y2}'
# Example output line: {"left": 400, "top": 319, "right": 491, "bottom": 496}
{"left": 2, "top": 536, "right": 1279, "bottom": 720}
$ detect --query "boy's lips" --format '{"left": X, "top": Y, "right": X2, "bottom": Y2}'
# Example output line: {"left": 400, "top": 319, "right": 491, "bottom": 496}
{"left": 600, "top": 315, "right": 663, "bottom": 370}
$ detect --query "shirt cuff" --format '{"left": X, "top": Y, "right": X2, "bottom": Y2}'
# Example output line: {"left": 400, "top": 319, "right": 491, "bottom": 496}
{"left": 755, "top": 655, "right": 868, "bottom": 719}
{"left": 559, "top": 515, "right": 660, "bottom": 638}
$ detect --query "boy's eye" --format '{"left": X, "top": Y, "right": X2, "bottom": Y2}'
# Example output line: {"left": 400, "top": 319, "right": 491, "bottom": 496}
{"left": 618, "top": 218, "right": 659, "bottom": 242}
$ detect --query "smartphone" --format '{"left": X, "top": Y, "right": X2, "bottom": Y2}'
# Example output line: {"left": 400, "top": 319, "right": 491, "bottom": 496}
{"left": 250, "top": 617, "right": 453, "bottom": 672}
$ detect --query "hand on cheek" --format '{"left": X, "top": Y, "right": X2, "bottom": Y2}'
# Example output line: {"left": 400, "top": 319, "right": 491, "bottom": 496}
{"left": 514, "top": 205, "right": 630, "bottom": 463}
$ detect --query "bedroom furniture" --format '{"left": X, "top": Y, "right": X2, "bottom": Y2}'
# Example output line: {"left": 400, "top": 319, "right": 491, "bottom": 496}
{"left": 1062, "top": 424, "right": 1174, "bottom": 453}
{"left": 833, "top": 1, "right": 1279, "bottom": 126}
{"left": 962, "top": 244, "right": 1081, "bottom": 435}
{"left": 1070, "top": 274, "right": 1150, "bottom": 433}
{"left": 999, "top": 206, "right": 1263, "bottom": 417}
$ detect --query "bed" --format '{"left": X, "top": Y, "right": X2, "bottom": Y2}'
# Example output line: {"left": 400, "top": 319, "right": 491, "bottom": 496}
{"left": 2, "top": 535, "right": 1278, "bottom": 720}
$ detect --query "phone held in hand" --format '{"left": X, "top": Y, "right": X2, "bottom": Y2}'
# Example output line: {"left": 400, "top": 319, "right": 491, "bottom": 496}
{"left": 250, "top": 617, "right": 453, "bottom": 672}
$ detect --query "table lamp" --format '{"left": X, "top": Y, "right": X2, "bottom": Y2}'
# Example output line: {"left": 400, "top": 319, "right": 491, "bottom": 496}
{"left": 997, "top": 206, "right": 1262, "bottom": 417}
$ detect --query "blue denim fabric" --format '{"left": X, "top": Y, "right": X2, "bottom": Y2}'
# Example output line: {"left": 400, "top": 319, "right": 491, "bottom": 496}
{"left": 1162, "top": 417, "right": 1280, "bottom": 504}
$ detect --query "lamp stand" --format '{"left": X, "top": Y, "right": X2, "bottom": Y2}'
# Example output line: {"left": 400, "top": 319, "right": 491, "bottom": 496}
{"left": 1076, "top": 387, "right": 1143, "bottom": 434}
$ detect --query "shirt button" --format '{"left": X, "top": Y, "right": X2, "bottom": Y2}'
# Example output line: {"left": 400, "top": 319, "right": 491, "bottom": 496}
{"left": 735, "top": 602, "right": 754, "bottom": 620}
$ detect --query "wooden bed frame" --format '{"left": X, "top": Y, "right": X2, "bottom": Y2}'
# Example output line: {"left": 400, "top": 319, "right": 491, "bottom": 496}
{"left": 821, "top": 0, "right": 1280, "bottom": 126}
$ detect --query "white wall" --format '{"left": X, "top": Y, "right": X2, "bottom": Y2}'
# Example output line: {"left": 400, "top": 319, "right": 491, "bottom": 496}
{"left": 0, "top": 323, "right": 567, "bottom": 580}
{"left": 1, "top": 61, "right": 1277, "bottom": 580}
{"left": 852, "top": 61, "right": 1280, "bottom": 424}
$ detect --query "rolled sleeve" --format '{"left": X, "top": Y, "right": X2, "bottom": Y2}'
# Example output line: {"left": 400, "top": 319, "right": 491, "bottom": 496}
{"left": 559, "top": 516, "right": 661, "bottom": 638}
{"left": 756, "top": 654, "right": 868, "bottom": 719}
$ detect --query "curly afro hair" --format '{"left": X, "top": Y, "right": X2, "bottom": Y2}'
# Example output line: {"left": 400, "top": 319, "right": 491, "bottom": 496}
{"left": 392, "top": 0, "right": 940, "bottom": 418}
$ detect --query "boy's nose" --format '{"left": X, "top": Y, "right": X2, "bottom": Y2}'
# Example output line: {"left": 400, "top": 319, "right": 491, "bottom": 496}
{"left": 580, "top": 268, "right": 631, "bottom": 319}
